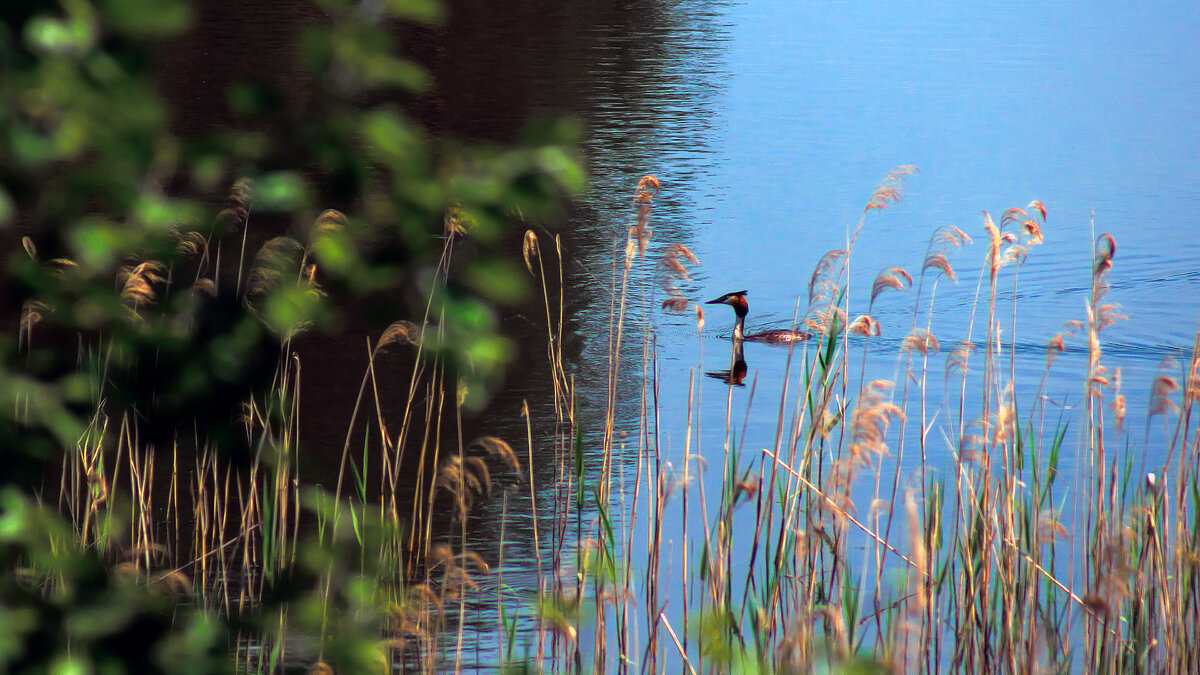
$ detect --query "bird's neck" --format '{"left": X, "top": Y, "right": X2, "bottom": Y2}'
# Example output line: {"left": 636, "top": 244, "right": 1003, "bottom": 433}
{"left": 733, "top": 314, "right": 746, "bottom": 340}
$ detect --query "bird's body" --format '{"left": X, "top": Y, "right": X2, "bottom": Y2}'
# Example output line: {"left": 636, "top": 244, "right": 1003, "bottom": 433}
{"left": 705, "top": 290, "right": 811, "bottom": 344}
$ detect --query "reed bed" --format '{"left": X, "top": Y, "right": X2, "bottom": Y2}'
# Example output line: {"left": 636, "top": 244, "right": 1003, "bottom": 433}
{"left": 26, "top": 168, "right": 1200, "bottom": 674}
{"left": 33, "top": 180, "right": 532, "bottom": 672}
{"left": 518, "top": 168, "right": 1200, "bottom": 674}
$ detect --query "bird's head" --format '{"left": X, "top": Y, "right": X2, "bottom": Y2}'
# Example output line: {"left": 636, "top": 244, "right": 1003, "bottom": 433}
{"left": 705, "top": 290, "right": 749, "bottom": 317}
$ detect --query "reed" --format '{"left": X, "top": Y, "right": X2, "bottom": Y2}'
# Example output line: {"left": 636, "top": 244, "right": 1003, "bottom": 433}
{"left": 25, "top": 166, "right": 1200, "bottom": 674}
{"left": 516, "top": 168, "right": 1200, "bottom": 675}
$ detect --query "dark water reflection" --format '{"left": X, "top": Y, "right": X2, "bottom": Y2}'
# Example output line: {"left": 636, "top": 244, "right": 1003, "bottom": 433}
{"left": 152, "top": 0, "right": 737, "bottom": 666}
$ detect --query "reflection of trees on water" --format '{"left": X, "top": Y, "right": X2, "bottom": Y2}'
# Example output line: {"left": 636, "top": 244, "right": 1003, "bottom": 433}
{"left": 424, "top": 0, "right": 733, "bottom": 543}
{"left": 150, "top": 0, "right": 734, "bottom": 661}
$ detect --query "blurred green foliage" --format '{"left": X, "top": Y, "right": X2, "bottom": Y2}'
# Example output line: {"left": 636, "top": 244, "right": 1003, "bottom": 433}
{"left": 0, "top": 0, "right": 582, "bottom": 671}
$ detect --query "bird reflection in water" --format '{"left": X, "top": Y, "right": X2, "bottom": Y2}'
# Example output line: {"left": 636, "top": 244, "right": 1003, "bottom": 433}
{"left": 706, "top": 336, "right": 748, "bottom": 386}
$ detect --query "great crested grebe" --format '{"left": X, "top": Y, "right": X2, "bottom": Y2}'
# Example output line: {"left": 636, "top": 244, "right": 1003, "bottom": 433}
{"left": 705, "top": 290, "right": 811, "bottom": 344}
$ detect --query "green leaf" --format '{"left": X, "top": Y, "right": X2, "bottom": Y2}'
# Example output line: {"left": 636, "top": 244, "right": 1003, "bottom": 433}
{"left": 71, "top": 218, "right": 134, "bottom": 269}
{"left": 465, "top": 258, "right": 529, "bottom": 303}
{"left": 386, "top": 0, "right": 445, "bottom": 24}
{"left": 365, "top": 55, "right": 429, "bottom": 93}
{"left": 262, "top": 285, "right": 323, "bottom": 338}
{"left": 99, "top": 0, "right": 192, "bottom": 37}
{"left": 361, "top": 108, "right": 423, "bottom": 166}
{"left": 0, "top": 188, "right": 13, "bottom": 226}
{"left": 255, "top": 172, "right": 310, "bottom": 213}
{"left": 25, "top": 17, "right": 94, "bottom": 56}
{"left": 133, "top": 194, "right": 204, "bottom": 233}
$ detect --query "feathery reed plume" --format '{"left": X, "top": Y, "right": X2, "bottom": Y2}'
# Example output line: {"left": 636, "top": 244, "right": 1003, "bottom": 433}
{"left": 245, "top": 237, "right": 304, "bottom": 301}
{"left": 991, "top": 202, "right": 1045, "bottom": 275}
{"left": 945, "top": 341, "right": 975, "bottom": 381}
{"left": 1148, "top": 357, "right": 1180, "bottom": 419}
{"left": 1094, "top": 232, "right": 1116, "bottom": 277}
{"left": 21, "top": 236, "right": 36, "bottom": 261}
{"left": 990, "top": 383, "right": 1015, "bottom": 445}
{"left": 1021, "top": 220, "right": 1044, "bottom": 246}
{"left": 1045, "top": 334, "right": 1066, "bottom": 369}
{"left": 309, "top": 209, "right": 346, "bottom": 246}
{"left": 540, "top": 609, "right": 579, "bottom": 646}
{"left": 999, "top": 202, "right": 1047, "bottom": 245}
{"left": 848, "top": 380, "right": 902, "bottom": 469}
{"left": 20, "top": 299, "right": 48, "bottom": 331}
{"left": 1110, "top": 367, "right": 1126, "bottom": 432}
{"left": 523, "top": 229, "right": 539, "bottom": 274}
{"left": 695, "top": 305, "right": 705, "bottom": 331}
{"left": 459, "top": 549, "right": 490, "bottom": 575}
{"left": 192, "top": 278, "right": 217, "bottom": 297}
{"left": 1027, "top": 199, "right": 1047, "bottom": 221}
{"left": 1187, "top": 348, "right": 1200, "bottom": 404}
{"left": 174, "top": 231, "right": 208, "bottom": 257}
{"left": 444, "top": 566, "right": 479, "bottom": 596}
{"left": 624, "top": 233, "right": 639, "bottom": 270}
{"left": 302, "top": 210, "right": 347, "bottom": 288}
{"left": 1001, "top": 244, "right": 1028, "bottom": 267}
{"left": 849, "top": 314, "right": 881, "bottom": 337}
{"left": 659, "top": 243, "right": 699, "bottom": 311}
{"left": 117, "top": 260, "right": 167, "bottom": 310}
{"left": 374, "top": 320, "right": 420, "bottom": 354}
{"left": 901, "top": 328, "right": 940, "bottom": 355}
{"left": 38, "top": 258, "right": 78, "bottom": 285}
{"left": 155, "top": 568, "right": 195, "bottom": 598}
{"left": 922, "top": 226, "right": 971, "bottom": 281}
{"left": 468, "top": 436, "right": 523, "bottom": 481}
{"left": 659, "top": 242, "right": 699, "bottom": 286}
{"left": 957, "top": 417, "right": 989, "bottom": 464}
{"left": 435, "top": 458, "right": 472, "bottom": 521}
{"left": 864, "top": 165, "right": 919, "bottom": 213}
{"left": 1020, "top": 202, "right": 1046, "bottom": 246}
{"left": 630, "top": 174, "right": 659, "bottom": 257}
{"left": 808, "top": 249, "right": 848, "bottom": 308}
{"left": 427, "top": 542, "right": 455, "bottom": 571}
{"left": 922, "top": 253, "right": 955, "bottom": 281}
{"left": 1092, "top": 304, "right": 1125, "bottom": 332}
{"left": 459, "top": 457, "right": 486, "bottom": 496}
{"left": 1046, "top": 320, "right": 1082, "bottom": 370}
{"left": 409, "top": 582, "right": 444, "bottom": 617}
{"left": 734, "top": 476, "right": 759, "bottom": 502}
{"left": 803, "top": 305, "right": 847, "bottom": 336}
{"left": 1036, "top": 510, "right": 1069, "bottom": 545}
{"left": 1086, "top": 234, "right": 1124, "bottom": 397}
{"left": 216, "top": 178, "right": 253, "bottom": 234}
{"left": 869, "top": 266, "right": 913, "bottom": 307}
{"left": 999, "top": 206, "right": 1027, "bottom": 229}
{"left": 662, "top": 290, "right": 689, "bottom": 312}
{"left": 444, "top": 202, "right": 474, "bottom": 236}
{"left": 464, "top": 457, "right": 492, "bottom": 499}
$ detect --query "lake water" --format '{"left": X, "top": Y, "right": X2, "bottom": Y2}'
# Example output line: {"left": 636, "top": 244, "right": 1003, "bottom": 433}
{"left": 21, "top": 0, "right": 1197, "bottom": 668}
{"left": 441, "top": 0, "right": 1200, "bottom": 668}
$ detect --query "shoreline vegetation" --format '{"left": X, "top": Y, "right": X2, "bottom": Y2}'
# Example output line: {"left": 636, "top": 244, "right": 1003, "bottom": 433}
{"left": 494, "top": 169, "right": 1198, "bottom": 673}
{"left": 14, "top": 163, "right": 1200, "bottom": 674}
{"left": 4, "top": 2, "right": 1199, "bottom": 674}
